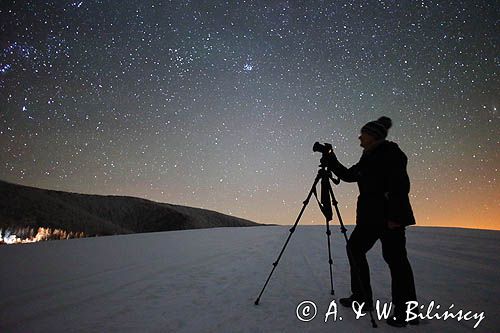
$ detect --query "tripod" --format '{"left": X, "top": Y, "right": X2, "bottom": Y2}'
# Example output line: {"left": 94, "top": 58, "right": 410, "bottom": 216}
{"left": 254, "top": 164, "right": 378, "bottom": 328}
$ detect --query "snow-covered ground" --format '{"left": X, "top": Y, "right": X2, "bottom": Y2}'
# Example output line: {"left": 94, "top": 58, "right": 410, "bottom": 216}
{"left": 1, "top": 226, "right": 498, "bottom": 332}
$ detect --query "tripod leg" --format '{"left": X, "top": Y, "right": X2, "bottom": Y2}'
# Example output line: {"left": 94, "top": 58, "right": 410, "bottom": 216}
{"left": 254, "top": 175, "right": 320, "bottom": 305}
{"left": 325, "top": 219, "right": 335, "bottom": 295}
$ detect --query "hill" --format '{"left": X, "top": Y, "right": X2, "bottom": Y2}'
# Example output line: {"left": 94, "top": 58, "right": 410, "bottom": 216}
{"left": 0, "top": 180, "right": 261, "bottom": 239}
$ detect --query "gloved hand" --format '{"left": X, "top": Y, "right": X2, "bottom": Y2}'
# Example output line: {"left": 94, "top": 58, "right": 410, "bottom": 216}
{"left": 320, "top": 149, "right": 338, "bottom": 167}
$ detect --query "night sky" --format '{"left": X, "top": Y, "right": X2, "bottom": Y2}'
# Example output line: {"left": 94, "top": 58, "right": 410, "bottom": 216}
{"left": 1, "top": 1, "right": 498, "bottom": 230}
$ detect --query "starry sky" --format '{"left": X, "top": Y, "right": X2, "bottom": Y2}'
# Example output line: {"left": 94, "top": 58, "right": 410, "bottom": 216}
{"left": 1, "top": 1, "right": 498, "bottom": 230}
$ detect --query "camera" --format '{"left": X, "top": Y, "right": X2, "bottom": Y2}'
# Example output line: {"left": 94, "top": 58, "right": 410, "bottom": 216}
{"left": 313, "top": 142, "right": 333, "bottom": 154}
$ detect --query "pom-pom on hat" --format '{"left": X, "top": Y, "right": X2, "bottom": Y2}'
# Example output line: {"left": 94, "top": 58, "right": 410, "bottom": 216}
{"left": 361, "top": 116, "right": 392, "bottom": 140}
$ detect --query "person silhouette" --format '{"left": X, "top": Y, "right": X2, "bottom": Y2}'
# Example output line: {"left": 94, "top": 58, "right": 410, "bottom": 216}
{"left": 321, "top": 116, "right": 418, "bottom": 327}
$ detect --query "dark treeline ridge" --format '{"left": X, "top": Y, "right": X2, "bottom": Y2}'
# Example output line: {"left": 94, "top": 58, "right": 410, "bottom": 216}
{"left": 0, "top": 180, "right": 261, "bottom": 238}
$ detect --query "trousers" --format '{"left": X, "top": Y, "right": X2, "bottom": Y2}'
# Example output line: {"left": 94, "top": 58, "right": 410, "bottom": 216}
{"left": 346, "top": 224, "right": 417, "bottom": 308}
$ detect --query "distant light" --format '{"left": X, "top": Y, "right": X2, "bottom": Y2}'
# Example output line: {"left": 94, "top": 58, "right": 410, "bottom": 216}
{"left": 243, "top": 63, "right": 253, "bottom": 71}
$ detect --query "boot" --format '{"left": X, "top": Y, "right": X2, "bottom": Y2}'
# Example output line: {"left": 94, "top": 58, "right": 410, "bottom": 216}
{"left": 386, "top": 307, "right": 407, "bottom": 327}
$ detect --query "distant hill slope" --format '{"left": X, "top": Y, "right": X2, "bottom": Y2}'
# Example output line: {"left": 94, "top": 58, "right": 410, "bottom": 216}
{"left": 0, "top": 180, "right": 261, "bottom": 236}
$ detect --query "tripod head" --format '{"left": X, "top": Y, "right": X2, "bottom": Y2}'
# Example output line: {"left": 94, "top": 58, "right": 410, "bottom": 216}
{"left": 314, "top": 142, "right": 333, "bottom": 169}
{"left": 311, "top": 163, "right": 339, "bottom": 223}
{"left": 317, "top": 166, "right": 340, "bottom": 185}
{"left": 313, "top": 142, "right": 340, "bottom": 185}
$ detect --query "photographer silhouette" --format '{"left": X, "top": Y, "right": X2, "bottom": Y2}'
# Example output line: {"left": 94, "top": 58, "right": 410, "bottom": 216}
{"left": 321, "top": 116, "right": 419, "bottom": 327}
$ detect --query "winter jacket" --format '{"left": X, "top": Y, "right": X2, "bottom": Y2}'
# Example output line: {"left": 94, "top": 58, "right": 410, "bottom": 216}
{"left": 326, "top": 140, "right": 416, "bottom": 227}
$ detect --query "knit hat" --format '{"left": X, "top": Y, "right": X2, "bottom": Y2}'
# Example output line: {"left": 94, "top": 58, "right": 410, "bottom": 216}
{"left": 361, "top": 116, "right": 392, "bottom": 140}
